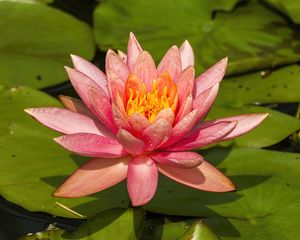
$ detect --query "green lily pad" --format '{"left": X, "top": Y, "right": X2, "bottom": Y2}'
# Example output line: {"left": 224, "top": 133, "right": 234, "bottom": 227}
{"left": 265, "top": 0, "right": 300, "bottom": 24}
{"left": 211, "top": 0, "right": 241, "bottom": 12}
{"left": 217, "top": 65, "right": 300, "bottom": 106}
{"left": 0, "top": 86, "right": 130, "bottom": 218}
{"left": 142, "top": 219, "right": 219, "bottom": 240}
{"left": 145, "top": 147, "right": 300, "bottom": 239}
{"left": 0, "top": 0, "right": 94, "bottom": 89}
{"left": 93, "top": 1, "right": 300, "bottom": 75}
{"left": 19, "top": 208, "right": 145, "bottom": 240}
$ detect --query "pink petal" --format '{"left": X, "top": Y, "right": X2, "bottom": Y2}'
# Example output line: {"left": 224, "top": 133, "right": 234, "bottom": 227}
{"left": 59, "top": 95, "right": 98, "bottom": 121}
{"left": 133, "top": 51, "right": 157, "bottom": 91}
{"left": 65, "top": 67, "right": 101, "bottom": 111}
{"left": 157, "top": 46, "right": 181, "bottom": 80}
{"left": 118, "top": 50, "right": 127, "bottom": 62}
{"left": 165, "top": 121, "right": 237, "bottom": 151}
{"left": 153, "top": 108, "right": 175, "bottom": 126}
{"left": 193, "top": 83, "right": 219, "bottom": 122}
{"left": 106, "top": 49, "right": 130, "bottom": 82}
{"left": 54, "top": 133, "right": 128, "bottom": 158}
{"left": 127, "top": 155, "right": 158, "bottom": 206}
{"left": 162, "top": 109, "right": 198, "bottom": 148}
{"left": 112, "top": 103, "right": 131, "bottom": 130}
{"left": 176, "top": 66, "right": 195, "bottom": 106}
{"left": 150, "top": 151, "right": 203, "bottom": 168}
{"left": 127, "top": 32, "right": 143, "bottom": 71}
{"left": 157, "top": 160, "right": 235, "bottom": 192}
{"left": 53, "top": 157, "right": 130, "bottom": 197}
{"left": 175, "top": 94, "right": 193, "bottom": 124}
{"left": 70, "top": 54, "right": 108, "bottom": 96}
{"left": 179, "top": 40, "right": 194, "bottom": 70}
{"left": 117, "top": 129, "right": 145, "bottom": 155}
{"left": 24, "top": 107, "right": 107, "bottom": 136}
{"left": 129, "top": 112, "right": 150, "bottom": 134}
{"left": 88, "top": 86, "right": 117, "bottom": 134}
{"left": 203, "top": 113, "right": 269, "bottom": 141}
{"left": 106, "top": 68, "right": 125, "bottom": 100}
{"left": 194, "top": 57, "right": 228, "bottom": 97}
{"left": 143, "top": 119, "right": 172, "bottom": 151}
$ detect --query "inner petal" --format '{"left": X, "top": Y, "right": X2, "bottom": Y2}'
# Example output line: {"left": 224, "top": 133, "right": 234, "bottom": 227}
{"left": 124, "top": 72, "right": 178, "bottom": 123}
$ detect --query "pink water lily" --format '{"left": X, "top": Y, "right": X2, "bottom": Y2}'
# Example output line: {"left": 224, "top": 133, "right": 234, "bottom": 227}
{"left": 25, "top": 33, "right": 268, "bottom": 206}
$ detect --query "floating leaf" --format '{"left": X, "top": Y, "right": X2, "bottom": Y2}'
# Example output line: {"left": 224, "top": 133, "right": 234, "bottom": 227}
{"left": 93, "top": 1, "right": 300, "bottom": 75}
{"left": 0, "top": 0, "right": 94, "bottom": 89}
{"left": 145, "top": 147, "right": 300, "bottom": 239}
{"left": 0, "top": 86, "right": 129, "bottom": 218}
{"left": 19, "top": 208, "right": 145, "bottom": 240}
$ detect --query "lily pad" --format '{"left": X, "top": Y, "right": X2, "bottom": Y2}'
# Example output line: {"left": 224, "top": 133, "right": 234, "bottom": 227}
{"left": 0, "top": 86, "right": 130, "bottom": 218}
{"left": 93, "top": 1, "right": 300, "bottom": 75}
{"left": 0, "top": 0, "right": 94, "bottom": 89}
{"left": 19, "top": 208, "right": 145, "bottom": 240}
{"left": 265, "top": 0, "right": 300, "bottom": 24}
{"left": 145, "top": 147, "right": 300, "bottom": 239}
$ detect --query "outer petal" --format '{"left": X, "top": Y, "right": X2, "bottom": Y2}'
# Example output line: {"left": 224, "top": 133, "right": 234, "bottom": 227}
{"left": 133, "top": 51, "right": 157, "bottom": 91}
{"left": 70, "top": 54, "right": 108, "bottom": 95}
{"left": 59, "top": 95, "right": 96, "bottom": 120}
{"left": 143, "top": 119, "right": 172, "bottom": 151}
{"left": 127, "top": 32, "right": 143, "bottom": 71}
{"left": 176, "top": 66, "right": 195, "bottom": 106}
{"left": 24, "top": 107, "right": 107, "bottom": 136}
{"left": 193, "top": 83, "right": 219, "bottom": 122}
{"left": 118, "top": 50, "right": 127, "bottom": 62}
{"left": 54, "top": 133, "right": 128, "bottom": 158}
{"left": 53, "top": 157, "right": 130, "bottom": 197}
{"left": 179, "top": 40, "right": 194, "bottom": 70}
{"left": 150, "top": 151, "right": 203, "bottom": 168}
{"left": 165, "top": 121, "right": 237, "bottom": 151}
{"left": 106, "top": 68, "right": 125, "bottom": 100}
{"left": 157, "top": 160, "right": 235, "bottom": 192}
{"left": 157, "top": 46, "right": 181, "bottom": 80}
{"left": 201, "top": 113, "right": 269, "bottom": 141}
{"left": 194, "top": 57, "right": 227, "bottom": 97}
{"left": 88, "top": 86, "right": 117, "bottom": 134}
{"left": 127, "top": 155, "right": 158, "bottom": 206}
{"left": 106, "top": 49, "right": 130, "bottom": 82}
{"left": 162, "top": 109, "right": 198, "bottom": 148}
{"left": 117, "top": 129, "right": 145, "bottom": 155}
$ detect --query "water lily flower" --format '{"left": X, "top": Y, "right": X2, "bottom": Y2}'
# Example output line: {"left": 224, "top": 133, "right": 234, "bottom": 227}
{"left": 25, "top": 33, "right": 268, "bottom": 206}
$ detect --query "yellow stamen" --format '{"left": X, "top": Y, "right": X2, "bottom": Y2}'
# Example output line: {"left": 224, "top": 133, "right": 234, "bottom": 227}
{"left": 126, "top": 78, "right": 178, "bottom": 123}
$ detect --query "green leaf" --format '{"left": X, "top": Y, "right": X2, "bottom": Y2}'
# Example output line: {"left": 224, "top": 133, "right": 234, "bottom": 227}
{"left": 19, "top": 208, "right": 145, "bottom": 240}
{"left": 207, "top": 105, "right": 300, "bottom": 148}
{"left": 217, "top": 65, "right": 300, "bottom": 106}
{"left": 144, "top": 147, "right": 300, "bottom": 239}
{"left": 0, "top": 86, "right": 129, "bottom": 218}
{"left": 265, "top": 0, "right": 300, "bottom": 24}
{"left": 93, "top": 1, "right": 300, "bottom": 75}
{"left": 211, "top": 0, "right": 241, "bottom": 12}
{"left": 0, "top": 0, "right": 94, "bottom": 89}
{"left": 142, "top": 219, "right": 219, "bottom": 240}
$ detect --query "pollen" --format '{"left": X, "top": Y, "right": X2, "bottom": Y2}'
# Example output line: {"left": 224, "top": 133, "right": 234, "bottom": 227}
{"left": 124, "top": 73, "right": 178, "bottom": 123}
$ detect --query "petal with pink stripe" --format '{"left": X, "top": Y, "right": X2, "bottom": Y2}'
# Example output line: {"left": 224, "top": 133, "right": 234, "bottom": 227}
{"left": 157, "top": 160, "right": 235, "bottom": 192}
{"left": 54, "top": 133, "right": 128, "bottom": 158}
{"left": 150, "top": 151, "right": 203, "bottom": 168}
{"left": 179, "top": 40, "right": 194, "bottom": 70}
{"left": 70, "top": 54, "right": 108, "bottom": 95}
{"left": 127, "top": 32, "right": 143, "bottom": 71}
{"left": 53, "top": 157, "right": 130, "bottom": 197}
{"left": 194, "top": 57, "right": 227, "bottom": 97}
{"left": 106, "top": 49, "right": 130, "bottom": 82}
{"left": 157, "top": 46, "right": 181, "bottom": 80}
{"left": 127, "top": 155, "right": 158, "bottom": 206}
{"left": 24, "top": 107, "right": 107, "bottom": 136}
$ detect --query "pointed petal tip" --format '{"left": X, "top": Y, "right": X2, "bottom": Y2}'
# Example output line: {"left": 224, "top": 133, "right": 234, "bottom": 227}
{"left": 24, "top": 108, "right": 33, "bottom": 114}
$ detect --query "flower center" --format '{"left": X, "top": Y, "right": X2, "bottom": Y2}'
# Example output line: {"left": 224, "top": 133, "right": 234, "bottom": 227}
{"left": 124, "top": 72, "right": 178, "bottom": 123}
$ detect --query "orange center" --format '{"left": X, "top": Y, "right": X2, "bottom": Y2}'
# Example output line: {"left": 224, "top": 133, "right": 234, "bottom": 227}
{"left": 124, "top": 72, "right": 178, "bottom": 123}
